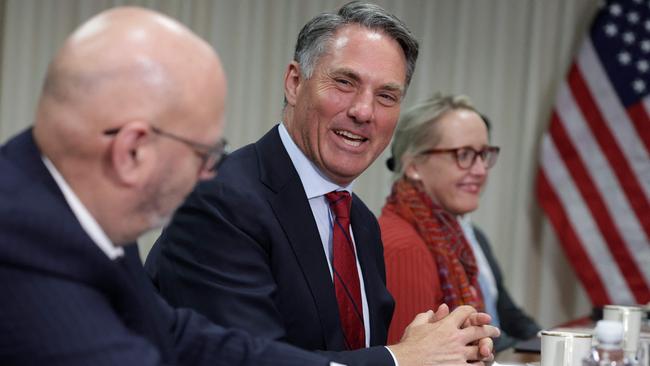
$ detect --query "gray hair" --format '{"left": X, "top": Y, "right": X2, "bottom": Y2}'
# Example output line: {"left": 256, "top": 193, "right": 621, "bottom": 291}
{"left": 387, "top": 93, "right": 480, "bottom": 180}
{"left": 293, "top": 1, "right": 419, "bottom": 90}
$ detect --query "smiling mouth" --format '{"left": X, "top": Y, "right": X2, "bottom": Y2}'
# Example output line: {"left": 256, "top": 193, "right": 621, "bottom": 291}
{"left": 459, "top": 183, "right": 482, "bottom": 193}
{"left": 334, "top": 129, "right": 368, "bottom": 147}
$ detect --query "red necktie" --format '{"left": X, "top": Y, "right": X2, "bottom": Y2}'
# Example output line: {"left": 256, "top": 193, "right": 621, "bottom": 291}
{"left": 325, "top": 191, "right": 365, "bottom": 350}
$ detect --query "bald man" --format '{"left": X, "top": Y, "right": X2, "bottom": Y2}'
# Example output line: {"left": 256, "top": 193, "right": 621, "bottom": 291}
{"left": 0, "top": 7, "right": 332, "bottom": 366}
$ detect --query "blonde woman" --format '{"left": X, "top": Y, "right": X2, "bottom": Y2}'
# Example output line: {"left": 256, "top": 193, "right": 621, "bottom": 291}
{"left": 379, "top": 93, "right": 539, "bottom": 351}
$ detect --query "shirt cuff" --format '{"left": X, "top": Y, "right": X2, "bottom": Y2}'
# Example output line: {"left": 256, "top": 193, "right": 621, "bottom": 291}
{"left": 330, "top": 363, "right": 346, "bottom": 366}
{"left": 385, "top": 346, "right": 399, "bottom": 366}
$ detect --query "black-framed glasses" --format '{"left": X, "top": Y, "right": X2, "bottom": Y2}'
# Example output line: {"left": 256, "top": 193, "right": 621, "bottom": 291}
{"left": 104, "top": 125, "right": 227, "bottom": 172}
{"left": 420, "top": 146, "right": 500, "bottom": 169}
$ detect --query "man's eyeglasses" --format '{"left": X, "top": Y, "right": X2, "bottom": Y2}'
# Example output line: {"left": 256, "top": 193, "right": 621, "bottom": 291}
{"left": 104, "top": 125, "right": 227, "bottom": 173}
{"left": 420, "top": 146, "right": 500, "bottom": 170}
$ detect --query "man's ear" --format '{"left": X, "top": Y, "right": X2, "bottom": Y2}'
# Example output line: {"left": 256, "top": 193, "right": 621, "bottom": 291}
{"left": 108, "top": 121, "right": 154, "bottom": 187}
{"left": 284, "top": 61, "right": 303, "bottom": 106}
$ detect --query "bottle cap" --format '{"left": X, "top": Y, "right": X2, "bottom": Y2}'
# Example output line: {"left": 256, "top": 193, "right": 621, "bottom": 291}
{"left": 594, "top": 320, "right": 624, "bottom": 344}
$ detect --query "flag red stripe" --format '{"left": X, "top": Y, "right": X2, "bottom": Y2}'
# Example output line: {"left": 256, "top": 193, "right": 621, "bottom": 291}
{"left": 569, "top": 64, "right": 650, "bottom": 239}
{"left": 549, "top": 108, "right": 650, "bottom": 303}
{"left": 627, "top": 102, "right": 650, "bottom": 155}
{"left": 536, "top": 169, "right": 610, "bottom": 305}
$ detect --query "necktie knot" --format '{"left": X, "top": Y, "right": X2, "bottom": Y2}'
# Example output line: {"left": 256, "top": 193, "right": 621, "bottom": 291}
{"left": 325, "top": 191, "right": 352, "bottom": 220}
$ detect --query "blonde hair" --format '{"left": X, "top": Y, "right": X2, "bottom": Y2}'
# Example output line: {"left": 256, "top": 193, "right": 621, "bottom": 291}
{"left": 388, "top": 93, "right": 479, "bottom": 180}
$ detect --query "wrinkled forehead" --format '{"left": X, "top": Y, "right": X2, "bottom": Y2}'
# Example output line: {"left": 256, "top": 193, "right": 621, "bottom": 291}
{"left": 319, "top": 25, "right": 407, "bottom": 83}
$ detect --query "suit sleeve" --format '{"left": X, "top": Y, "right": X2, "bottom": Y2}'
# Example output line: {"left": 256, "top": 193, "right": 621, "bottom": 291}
{"left": 0, "top": 263, "right": 331, "bottom": 366}
{"left": 0, "top": 265, "right": 166, "bottom": 366}
{"left": 162, "top": 298, "right": 332, "bottom": 366}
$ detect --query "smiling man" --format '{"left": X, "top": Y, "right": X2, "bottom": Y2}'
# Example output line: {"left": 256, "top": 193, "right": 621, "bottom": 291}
{"left": 284, "top": 22, "right": 407, "bottom": 186}
{"left": 145, "top": 2, "right": 498, "bottom": 366}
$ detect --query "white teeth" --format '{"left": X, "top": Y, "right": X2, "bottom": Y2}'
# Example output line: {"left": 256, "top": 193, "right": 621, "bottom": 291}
{"left": 342, "top": 139, "right": 362, "bottom": 147}
{"left": 334, "top": 130, "right": 365, "bottom": 142}
{"left": 338, "top": 130, "right": 362, "bottom": 139}
{"left": 461, "top": 184, "right": 480, "bottom": 192}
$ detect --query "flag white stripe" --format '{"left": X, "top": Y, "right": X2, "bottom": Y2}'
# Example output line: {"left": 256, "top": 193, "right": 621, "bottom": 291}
{"left": 555, "top": 80, "right": 650, "bottom": 283}
{"left": 578, "top": 40, "right": 650, "bottom": 200}
{"left": 541, "top": 134, "right": 635, "bottom": 304}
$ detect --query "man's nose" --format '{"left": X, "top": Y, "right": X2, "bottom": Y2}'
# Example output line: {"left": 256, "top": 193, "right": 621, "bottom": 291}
{"left": 347, "top": 90, "right": 375, "bottom": 123}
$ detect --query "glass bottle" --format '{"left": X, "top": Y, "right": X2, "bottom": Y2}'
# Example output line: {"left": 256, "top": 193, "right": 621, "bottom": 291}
{"left": 583, "top": 320, "right": 633, "bottom": 366}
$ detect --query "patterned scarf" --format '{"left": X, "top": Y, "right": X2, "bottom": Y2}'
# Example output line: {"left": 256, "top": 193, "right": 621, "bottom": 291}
{"left": 385, "top": 177, "right": 485, "bottom": 311}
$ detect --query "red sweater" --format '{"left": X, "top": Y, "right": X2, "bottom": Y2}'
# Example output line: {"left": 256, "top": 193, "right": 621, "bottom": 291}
{"left": 378, "top": 203, "right": 444, "bottom": 345}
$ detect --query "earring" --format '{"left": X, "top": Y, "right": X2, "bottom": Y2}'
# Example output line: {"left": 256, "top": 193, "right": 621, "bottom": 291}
{"left": 410, "top": 172, "right": 420, "bottom": 180}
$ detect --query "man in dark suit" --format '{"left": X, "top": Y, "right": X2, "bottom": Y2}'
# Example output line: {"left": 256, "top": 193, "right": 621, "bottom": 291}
{"left": 0, "top": 7, "right": 335, "bottom": 366}
{"left": 146, "top": 2, "right": 499, "bottom": 366}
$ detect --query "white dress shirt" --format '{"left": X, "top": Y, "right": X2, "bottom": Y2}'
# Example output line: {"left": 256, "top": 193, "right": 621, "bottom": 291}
{"left": 458, "top": 215, "right": 500, "bottom": 326}
{"left": 42, "top": 157, "right": 124, "bottom": 259}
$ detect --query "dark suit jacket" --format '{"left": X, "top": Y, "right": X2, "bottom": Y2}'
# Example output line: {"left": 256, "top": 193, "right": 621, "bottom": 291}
{"left": 146, "top": 125, "right": 395, "bottom": 366}
{"left": 0, "top": 129, "right": 329, "bottom": 366}
{"left": 473, "top": 226, "right": 541, "bottom": 351}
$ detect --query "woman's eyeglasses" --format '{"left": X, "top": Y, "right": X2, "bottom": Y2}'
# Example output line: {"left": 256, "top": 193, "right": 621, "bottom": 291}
{"left": 420, "top": 146, "right": 500, "bottom": 170}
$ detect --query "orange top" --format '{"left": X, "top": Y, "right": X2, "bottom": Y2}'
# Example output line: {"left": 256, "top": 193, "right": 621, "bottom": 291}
{"left": 378, "top": 204, "right": 443, "bottom": 345}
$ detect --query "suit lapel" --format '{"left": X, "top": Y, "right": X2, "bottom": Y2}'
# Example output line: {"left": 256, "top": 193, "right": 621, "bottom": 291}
{"left": 256, "top": 126, "right": 346, "bottom": 349}
{"left": 349, "top": 197, "right": 381, "bottom": 345}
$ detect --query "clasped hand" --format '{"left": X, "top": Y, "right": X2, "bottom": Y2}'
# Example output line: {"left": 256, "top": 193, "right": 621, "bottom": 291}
{"left": 388, "top": 304, "right": 500, "bottom": 366}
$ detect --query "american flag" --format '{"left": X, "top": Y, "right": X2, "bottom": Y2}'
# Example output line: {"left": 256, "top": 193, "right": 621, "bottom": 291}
{"left": 537, "top": 0, "right": 650, "bottom": 306}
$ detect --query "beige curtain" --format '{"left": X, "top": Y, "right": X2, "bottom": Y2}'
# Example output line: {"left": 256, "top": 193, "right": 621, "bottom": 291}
{"left": 0, "top": 0, "right": 4, "bottom": 94}
{"left": 0, "top": 0, "right": 601, "bottom": 328}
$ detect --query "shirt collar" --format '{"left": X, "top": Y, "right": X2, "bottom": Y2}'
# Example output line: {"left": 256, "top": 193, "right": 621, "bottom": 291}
{"left": 42, "top": 157, "right": 124, "bottom": 260}
{"left": 278, "top": 122, "right": 353, "bottom": 198}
